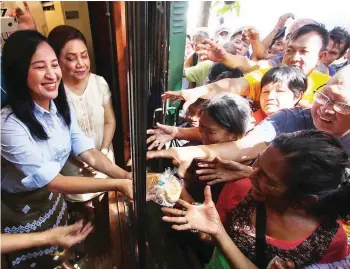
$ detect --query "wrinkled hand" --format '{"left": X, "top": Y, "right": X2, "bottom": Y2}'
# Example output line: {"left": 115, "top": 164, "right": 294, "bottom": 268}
{"left": 118, "top": 179, "right": 133, "bottom": 200}
{"left": 147, "top": 147, "right": 194, "bottom": 178}
{"left": 276, "top": 13, "right": 295, "bottom": 30}
{"left": 8, "top": 2, "right": 36, "bottom": 30}
{"left": 196, "top": 157, "right": 253, "bottom": 185}
{"left": 196, "top": 39, "right": 228, "bottom": 63}
{"left": 45, "top": 220, "right": 93, "bottom": 248}
{"left": 161, "top": 89, "right": 203, "bottom": 111}
{"left": 162, "top": 186, "right": 223, "bottom": 236}
{"left": 269, "top": 259, "right": 295, "bottom": 269}
{"left": 242, "top": 27, "right": 260, "bottom": 44}
{"left": 147, "top": 123, "right": 176, "bottom": 150}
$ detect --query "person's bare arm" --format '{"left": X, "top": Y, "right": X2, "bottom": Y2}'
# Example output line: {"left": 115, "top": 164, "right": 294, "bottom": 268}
{"left": 262, "top": 13, "right": 294, "bottom": 49}
{"left": 47, "top": 174, "right": 132, "bottom": 199}
{"left": 147, "top": 124, "right": 202, "bottom": 150}
{"left": 184, "top": 53, "right": 194, "bottom": 68}
{"left": 161, "top": 77, "right": 251, "bottom": 111}
{"left": 147, "top": 126, "right": 268, "bottom": 178}
{"left": 200, "top": 77, "right": 251, "bottom": 99}
{"left": 1, "top": 221, "right": 93, "bottom": 254}
{"left": 197, "top": 39, "right": 271, "bottom": 73}
{"left": 222, "top": 53, "right": 271, "bottom": 73}
{"left": 176, "top": 127, "right": 202, "bottom": 141}
{"left": 101, "top": 99, "right": 116, "bottom": 151}
{"left": 242, "top": 27, "right": 266, "bottom": 61}
{"left": 250, "top": 39, "right": 267, "bottom": 61}
{"left": 79, "top": 148, "right": 130, "bottom": 179}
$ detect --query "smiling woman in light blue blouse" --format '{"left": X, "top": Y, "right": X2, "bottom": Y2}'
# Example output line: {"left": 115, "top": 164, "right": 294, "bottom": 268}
{"left": 1, "top": 30, "right": 132, "bottom": 269}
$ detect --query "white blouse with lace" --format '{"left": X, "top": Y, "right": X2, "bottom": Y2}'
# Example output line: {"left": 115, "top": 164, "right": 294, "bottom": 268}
{"left": 61, "top": 73, "right": 115, "bottom": 201}
{"left": 65, "top": 73, "right": 111, "bottom": 150}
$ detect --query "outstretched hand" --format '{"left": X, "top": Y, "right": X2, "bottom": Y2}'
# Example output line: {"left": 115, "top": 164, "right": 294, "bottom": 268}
{"left": 147, "top": 123, "right": 176, "bottom": 150}
{"left": 275, "top": 13, "right": 295, "bottom": 30}
{"left": 269, "top": 259, "right": 295, "bottom": 269}
{"left": 147, "top": 147, "right": 195, "bottom": 178}
{"left": 161, "top": 89, "right": 204, "bottom": 111}
{"left": 46, "top": 220, "right": 93, "bottom": 248}
{"left": 162, "top": 185, "right": 223, "bottom": 236}
{"left": 196, "top": 157, "right": 253, "bottom": 185}
{"left": 242, "top": 26, "right": 260, "bottom": 44}
{"left": 196, "top": 39, "right": 228, "bottom": 63}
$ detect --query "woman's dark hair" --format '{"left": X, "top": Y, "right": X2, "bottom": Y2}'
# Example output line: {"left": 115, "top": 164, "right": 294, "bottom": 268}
{"left": 272, "top": 130, "right": 350, "bottom": 221}
{"left": 47, "top": 25, "right": 87, "bottom": 58}
{"left": 207, "top": 63, "right": 243, "bottom": 84}
{"left": 2, "top": 30, "right": 71, "bottom": 140}
{"left": 200, "top": 93, "right": 251, "bottom": 138}
{"left": 329, "top": 26, "right": 350, "bottom": 57}
{"left": 261, "top": 66, "right": 308, "bottom": 99}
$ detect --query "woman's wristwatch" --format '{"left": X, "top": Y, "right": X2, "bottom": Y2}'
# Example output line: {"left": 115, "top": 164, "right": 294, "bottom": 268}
{"left": 101, "top": 148, "right": 109, "bottom": 155}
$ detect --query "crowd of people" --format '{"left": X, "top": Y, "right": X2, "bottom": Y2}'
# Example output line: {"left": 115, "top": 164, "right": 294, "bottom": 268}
{"left": 1, "top": 4, "right": 350, "bottom": 269}
{"left": 146, "top": 12, "right": 350, "bottom": 269}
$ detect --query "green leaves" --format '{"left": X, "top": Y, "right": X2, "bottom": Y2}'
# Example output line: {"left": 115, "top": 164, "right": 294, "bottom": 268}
{"left": 211, "top": 1, "right": 240, "bottom": 16}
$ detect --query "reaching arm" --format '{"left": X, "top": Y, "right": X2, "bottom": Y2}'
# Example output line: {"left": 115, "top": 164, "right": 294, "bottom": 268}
{"left": 47, "top": 174, "right": 132, "bottom": 199}
{"left": 194, "top": 77, "right": 250, "bottom": 100}
{"left": 101, "top": 99, "right": 116, "bottom": 151}
{"left": 222, "top": 53, "right": 271, "bottom": 74}
{"left": 196, "top": 39, "right": 271, "bottom": 74}
{"left": 162, "top": 186, "right": 258, "bottom": 269}
{"left": 79, "top": 149, "right": 130, "bottom": 179}
{"left": 184, "top": 53, "right": 194, "bottom": 68}
{"left": 250, "top": 39, "right": 267, "bottom": 61}
{"left": 148, "top": 124, "right": 268, "bottom": 178}
{"left": 147, "top": 124, "right": 202, "bottom": 151}
{"left": 242, "top": 27, "right": 266, "bottom": 61}
{"left": 262, "top": 13, "right": 294, "bottom": 49}
{"left": 1, "top": 221, "right": 93, "bottom": 254}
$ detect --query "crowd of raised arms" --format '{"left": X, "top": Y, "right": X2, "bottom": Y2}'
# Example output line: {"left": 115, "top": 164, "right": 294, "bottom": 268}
{"left": 1, "top": 4, "right": 350, "bottom": 269}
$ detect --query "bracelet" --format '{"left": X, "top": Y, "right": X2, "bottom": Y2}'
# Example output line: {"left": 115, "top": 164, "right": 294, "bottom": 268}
{"left": 101, "top": 148, "right": 109, "bottom": 155}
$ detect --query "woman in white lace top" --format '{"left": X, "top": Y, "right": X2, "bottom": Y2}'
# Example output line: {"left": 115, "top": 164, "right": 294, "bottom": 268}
{"left": 48, "top": 25, "right": 116, "bottom": 202}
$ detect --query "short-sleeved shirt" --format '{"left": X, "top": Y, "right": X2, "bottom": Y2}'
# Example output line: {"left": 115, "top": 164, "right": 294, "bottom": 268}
{"left": 183, "top": 60, "right": 214, "bottom": 86}
{"left": 253, "top": 107, "right": 350, "bottom": 155}
{"left": 244, "top": 69, "right": 330, "bottom": 106}
{"left": 1, "top": 101, "right": 95, "bottom": 193}
{"left": 64, "top": 73, "right": 112, "bottom": 150}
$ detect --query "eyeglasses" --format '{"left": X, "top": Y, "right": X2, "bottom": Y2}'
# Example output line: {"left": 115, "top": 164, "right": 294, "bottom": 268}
{"left": 313, "top": 89, "right": 350, "bottom": 115}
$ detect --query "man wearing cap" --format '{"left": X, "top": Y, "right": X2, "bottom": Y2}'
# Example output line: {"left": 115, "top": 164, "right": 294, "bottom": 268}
{"left": 215, "top": 25, "right": 232, "bottom": 45}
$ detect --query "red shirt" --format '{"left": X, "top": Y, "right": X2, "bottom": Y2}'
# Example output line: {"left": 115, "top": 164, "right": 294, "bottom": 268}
{"left": 252, "top": 109, "right": 267, "bottom": 125}
{"left": 216, "top": 179, "right": 348, "bottom": 263}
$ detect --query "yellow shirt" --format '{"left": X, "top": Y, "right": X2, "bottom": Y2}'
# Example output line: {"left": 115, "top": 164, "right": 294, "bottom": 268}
{"left": 244, "top": 68, "right": 330, "bottom": 106}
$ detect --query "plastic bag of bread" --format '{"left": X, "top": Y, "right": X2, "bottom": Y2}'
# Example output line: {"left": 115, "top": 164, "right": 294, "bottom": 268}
{"left": 147, "top": 168, "right": 183, "bottom": 207}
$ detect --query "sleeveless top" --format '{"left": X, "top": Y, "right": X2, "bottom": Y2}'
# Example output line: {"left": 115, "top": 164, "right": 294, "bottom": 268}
{"left": 225, "top": 191, "right": 339, "bottom": 268}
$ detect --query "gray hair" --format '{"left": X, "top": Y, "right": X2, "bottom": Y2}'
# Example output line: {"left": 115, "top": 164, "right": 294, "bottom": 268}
{"left": 200, "top": 93, "right": 252, "bottom": 138}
